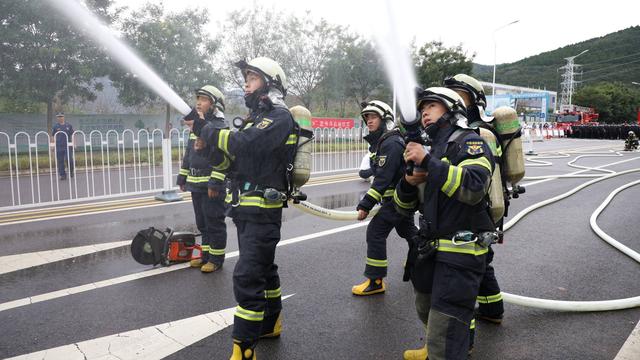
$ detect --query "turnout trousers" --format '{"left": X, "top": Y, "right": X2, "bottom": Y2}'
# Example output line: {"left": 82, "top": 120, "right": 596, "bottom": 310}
{"left": 231, "top": 219, "right": 282, "bottom": 342}
{"left": 412, "top": 253, "right": 486, "bottom": 360}
{"left": 477, "top": 246, "right": 504, "bottom": 317}
{"left": 364, "top": 200, "right": 418, "bottom": 279}
{"left": 191, "top": 191, "right": 227, "bottom": 265}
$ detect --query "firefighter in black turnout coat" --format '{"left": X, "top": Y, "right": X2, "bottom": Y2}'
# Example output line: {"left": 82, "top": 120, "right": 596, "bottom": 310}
{"left": 396, "top": 87, "right": 495, "bottom": 360}
{"left": 353, "top": 100, "right": 418, "bottom": 296}
{"left": 185, "top": 57, "right": 296, "bottom": 360}
{"left": 177, "top": 85, "right": 228, "bottom": 273}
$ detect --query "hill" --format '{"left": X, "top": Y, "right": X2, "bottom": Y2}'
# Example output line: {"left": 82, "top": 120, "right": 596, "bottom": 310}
{"left": 473, "top": 26, "right": 640, "bottom": 92}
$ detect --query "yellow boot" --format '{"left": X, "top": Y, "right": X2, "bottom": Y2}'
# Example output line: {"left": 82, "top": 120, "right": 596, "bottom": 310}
{"left": 230, "top": 339, "right": 256, "bottom": 360}
{"left": 260, "top": 313, "right": 282, "bottom": 338}
{"left": 200, "top": 262, "right": 222, "bottom": 273}
{"left": 352, "top": 278, "right": 385, "bottom": 296}
{"left": 190, "top": 258, "right": 204, "bottom": 268}
{"left": 403, "top": 345, "right": 427, "bottom": 360}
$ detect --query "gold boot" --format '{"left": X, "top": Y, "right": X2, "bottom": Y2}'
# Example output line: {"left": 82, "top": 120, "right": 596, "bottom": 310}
{"left": 201, "top": 262, "right": 221, "bottom": 273}
{"left": 403, "top": 345, "right": 427, "bottom": 360}
{"left": 190, "top": 258, "right": 204, "bottom": 268}
{"left": 351, "top": 278, "right": 385, "bottom": 296}
{"left": 230, "top": 339, "right": 256, "bottom": 360}
{"left": 260, "top": 313, "right": 282, "bottom": 338}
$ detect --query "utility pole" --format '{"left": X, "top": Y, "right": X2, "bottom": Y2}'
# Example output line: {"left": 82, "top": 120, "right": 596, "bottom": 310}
{"left": 559, "top": 50, "right": 589, "bottom": 110}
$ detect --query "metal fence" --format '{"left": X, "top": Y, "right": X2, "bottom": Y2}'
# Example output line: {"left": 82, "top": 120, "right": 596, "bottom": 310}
{"left": 0, "top": 127, "right": 368, "bottom": 210}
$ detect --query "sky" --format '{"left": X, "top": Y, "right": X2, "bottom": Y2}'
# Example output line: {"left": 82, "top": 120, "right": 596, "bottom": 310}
{"left": 112, "top": 0, "right": 639, "bottom": 65}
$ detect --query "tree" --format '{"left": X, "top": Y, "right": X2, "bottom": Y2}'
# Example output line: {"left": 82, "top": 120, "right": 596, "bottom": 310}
{"left": 0, "top": 0, "right": 117, "bottom": 133}
{"left": 414, "top": 41, "right": 475, "bottom": 88}
{"left": 220, "top": 6, "right": 342, "bottom": 110}
{"left": 574, "top": 82, "right": 640, "bottom": 123}
{"left": 110, "top": 4, "right": 222, "bottom": 134}
{"left": 317, "top": 35, "right": 387, "bottom": 116}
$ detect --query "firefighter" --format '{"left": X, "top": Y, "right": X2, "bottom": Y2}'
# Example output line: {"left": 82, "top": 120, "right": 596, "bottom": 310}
{"left": 177, "top": 85, "right": 228, "bottom": 273}
{"left": 625, "top": 130, "right": 639, "bottom": 151}
{"left": 395, "top": 87, "right": 495, "bottom": 360}
{"left": 352, "top": 100, "right": 418, "bottom": 296}
{"left": 185, "top": 57, "right": 295, "bottom": 360}
{"left": 444, "top": 75, "right": 505, "bottom": 327}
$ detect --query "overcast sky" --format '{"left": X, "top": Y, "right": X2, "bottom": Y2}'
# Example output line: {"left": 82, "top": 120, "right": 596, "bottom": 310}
{"left": 114, "top": 0, "right": 637, "bottom": 65}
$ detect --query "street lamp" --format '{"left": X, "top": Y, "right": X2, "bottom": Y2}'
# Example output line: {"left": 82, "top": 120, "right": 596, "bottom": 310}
{"left": 492, "top": 20, "right": 520, "bottom": 110}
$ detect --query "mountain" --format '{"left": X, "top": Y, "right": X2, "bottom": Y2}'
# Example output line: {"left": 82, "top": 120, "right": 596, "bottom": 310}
{"left": 472, "top": 26, "right": 640, "bottom": 92}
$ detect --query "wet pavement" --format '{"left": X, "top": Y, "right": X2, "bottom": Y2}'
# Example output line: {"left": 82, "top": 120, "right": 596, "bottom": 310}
{"left": 1, "top": 139, "right": 639, "bottom": 359}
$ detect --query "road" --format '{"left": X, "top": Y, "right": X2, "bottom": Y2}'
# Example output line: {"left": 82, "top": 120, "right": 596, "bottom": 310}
{"left": 1, "top": 138, "right": 639, "bottom": 359}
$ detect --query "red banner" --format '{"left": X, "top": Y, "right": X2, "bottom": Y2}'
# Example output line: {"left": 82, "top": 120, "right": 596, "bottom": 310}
{"left": 311, "top": 117, "right": 355, "bottom": 129}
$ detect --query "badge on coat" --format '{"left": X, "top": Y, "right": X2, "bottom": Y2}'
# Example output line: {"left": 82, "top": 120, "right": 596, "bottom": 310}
{"left": 377, "top": 155, "right": 387, "bottom": 167}
{"left": 256, "top": 119, "right": 273, "bottom": 129}
{"left": 464, "top": 141, "right": 484, "bottom": 156}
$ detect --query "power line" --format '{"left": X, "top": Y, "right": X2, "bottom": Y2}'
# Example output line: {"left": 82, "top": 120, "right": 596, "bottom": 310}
{"left": 582, "top": 51, "right": 640, "bottom": 67}
{"left": 582, "top": 57, "right": 640, "bottom": 74}
{"left": 582, "top": 64, "right": 640, "bottom": 82}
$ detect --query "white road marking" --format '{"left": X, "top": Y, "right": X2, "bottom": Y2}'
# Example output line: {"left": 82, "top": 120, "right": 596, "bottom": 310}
{"left": 0, "top": 241, "right": 130, "bottom": 275}
{"left": 6, "top": 294, "right": 293, "bottom": 360}
{"left": 0, "top": 222, "right": 368, "bottom": 313}
{"left": 615, "top": 318, "right": 640, "bottom": 360}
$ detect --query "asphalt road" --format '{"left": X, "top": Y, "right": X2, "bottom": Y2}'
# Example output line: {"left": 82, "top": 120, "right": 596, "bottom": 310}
{"left": 1, "top": 138, "right": 639, "bottom": 359}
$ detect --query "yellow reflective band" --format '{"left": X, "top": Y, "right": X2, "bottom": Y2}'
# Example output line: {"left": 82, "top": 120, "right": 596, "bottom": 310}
{"left": 201, "top": 245, "right": 211, "bottom": 251}
{"left": 369, "top": 153, "right": 376, "bottom": 159}
{"left": 224, "top": 194, "right": 284, "bottom": 209}
{"left": 189, "top": 133, "right": 197, "bottom": 140}
{"left": 265, "top": 287, "right": 282, "bottom": 299}
{"left": 458, "top": 157, "right": 492, "bottom": 172}
{"left": 210, "top": 171, "right": 225, "bottom": 181}
{"left": 209, "top": 248, "right": 225, "bottom": 256}
{"left": 179, "top": 169, "right": 189, "bottom": 176}
{"left": 476, "top": 293, "right": 503, "bottom": 304}
{"left": 496, "top": 145, "right": 503, "bottom": 157}
{"left": 286, "top": 134, "right": 298, "bottom": 145}
{"left": 187, "top": 175, "right": 209, "bottom": 183}
{"left": 366, "top": 188, "right": 382, "bottom": 202}
{"left": 470, "top": 318, "right": 476, "bottom": 330}
{"left": 366, "top": 257, "right": 388, "bottom": 267}
{"left": 393, "top": 190, "right": 417, "bottom": 210}
{"left": 235, "top": 306, "right": 264, "bottom": 322}
{"left": 213, "top": 155, "right": 230, "bottom": 171}
{"left": 187, "top": 175, "right": 210, "bottom": 183}
{"left": 437, "top": 239, "right": 488, "bottom": 256}
{"left": 441, "top": 165, "right": 463, "bottom": 197}
{"left": 441, "top": 157, "right": 450, "bottom": 164}
{"left": 218, "top": 129, "right": 231, "bottom": 156}
{"left": 383, "top": 188, "right": 395, "bottom": 198}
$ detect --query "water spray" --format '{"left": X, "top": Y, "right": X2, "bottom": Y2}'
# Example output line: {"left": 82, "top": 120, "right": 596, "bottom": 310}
{"left": 47, "top": 0, "right": 191, "bottom": 115}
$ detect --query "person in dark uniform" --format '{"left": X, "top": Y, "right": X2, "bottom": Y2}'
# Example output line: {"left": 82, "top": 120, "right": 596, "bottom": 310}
{"left": 352, "top": 100, "right": 418, "bottom": 296}
{"left": 177, "top": 85, "right": 228, "bottom": 273}
{"left": 185, "top": 57, "right": 295, "bottom": 360}
{"left": 52, "top": 112, "right": 74, "bottom": 180}
{"left": 444, "top": 74, "right": 505, "bottom": 354}
{"left": 395, "top": 87, "right": 495, "bottom": 360}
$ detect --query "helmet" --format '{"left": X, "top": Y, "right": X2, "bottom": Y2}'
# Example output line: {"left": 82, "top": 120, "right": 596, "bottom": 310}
{"left": 236, "top": 57, "right": 287, "bottom": 94}
{"left": 196, "top": 85, "right": 225, "bottom": 112}
{"left": 630, "top": 131, "right": 636, "bottom": 137}
{"left": 444, "top": 74, "right": 487, "bottom": 108}
{"left": 360, "top": 100, "right": 394, "bottom": 130}
{"left": 416, "top": 87, "right": 467, "bottom": 116}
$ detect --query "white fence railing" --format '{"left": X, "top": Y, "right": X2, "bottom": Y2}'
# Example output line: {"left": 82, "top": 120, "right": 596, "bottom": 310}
{"left": 0, "top": 127, "right": 367, "bottom": 210}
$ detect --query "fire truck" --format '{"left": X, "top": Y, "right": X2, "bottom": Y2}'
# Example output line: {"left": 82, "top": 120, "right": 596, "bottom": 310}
{"left": 555, "top": 104, "right": 599, "bottom": 124}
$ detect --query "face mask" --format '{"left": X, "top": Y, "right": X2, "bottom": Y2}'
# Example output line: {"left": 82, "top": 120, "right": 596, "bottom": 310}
{"left": 244, "top": 87, "right": 266, "bottom": 109}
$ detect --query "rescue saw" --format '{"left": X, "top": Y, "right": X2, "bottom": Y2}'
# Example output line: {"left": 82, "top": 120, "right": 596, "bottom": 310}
{"left": 130, "top": 227, "right": 201, "bottom": 266}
